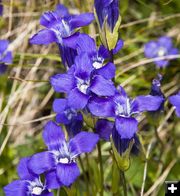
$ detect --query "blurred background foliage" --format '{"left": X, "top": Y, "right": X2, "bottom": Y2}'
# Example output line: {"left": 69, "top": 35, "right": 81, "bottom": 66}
{"left": 0, "top": 0, "right": 180, "bottom": 195}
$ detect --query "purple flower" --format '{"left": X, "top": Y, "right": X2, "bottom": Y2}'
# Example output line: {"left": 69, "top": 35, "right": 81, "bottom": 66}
{"left": 0, "top": 40, "right": 12, "bottom": 75}
{"left": 30, "top": 4, "right": 94, "bottom": 67}
{"left": 0, "top": 0, "right": 3, "bottom": 16}
{"left": 28, "top": 121, "right": 99, "bottom": 187}
{"left": 94, "top": 0, "right": 119, "bottom": 32}
{"left": 88, "top": 86, "right": 164, "bottom": 139}
{"left": 169, "top": 92, "right": 180, "bottom": 117}
{"left": 64, "top": 33, "right": 124, "bottom": 79}
{"left": 4, "top": 157, "right": 53, "bottom": 196}
{"left": 50, "top": 52, "right": 116, "bottom": 110}
{"left": 144, "top": 36, "right": 178, "bottom": 68}
{"left": 53, "top": 98, "right": 83, "bottom": 137}
{"left": 30, "top": 4, "right": 94, "bottom": 45}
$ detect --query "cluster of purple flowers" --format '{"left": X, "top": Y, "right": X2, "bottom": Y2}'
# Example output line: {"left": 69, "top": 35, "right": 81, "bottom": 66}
{"left": 3, "top": 0, "right": 180, "bottom": 195}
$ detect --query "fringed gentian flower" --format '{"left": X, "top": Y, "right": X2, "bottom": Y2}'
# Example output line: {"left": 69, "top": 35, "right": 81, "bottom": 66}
{"left": 4, "top": 157, "right": 53, "bottom": 196}
{"left": 0, "top": 0, "right": 3, "bottom": 16}
{"left": 0, "top": 40, "right": 12, "bottom": 75}
{"left": 28, "top": 121, "right": 99, "bottom": 187}
{"left": 169, "top": 92, "right": 180, "bottom": 117}
{"left": 50, "top": 52, "right": 116, "bottom": 110}
{"left": 94, "top": 0, "right": 119, "bottom": 32}
{"left": 88, "top": 86, "right": 164, "bottom": 139}
{"left": 53, "top": 98, "right": 83, "bottom": 137}
{"left": 144, "top": 36, "right": 178, "bottom": 68}
{"left": 30, "top": 4, "right": 94, "bottom": 67}
{"left": 64, "top": 33, "right": 124, "bottom": 79}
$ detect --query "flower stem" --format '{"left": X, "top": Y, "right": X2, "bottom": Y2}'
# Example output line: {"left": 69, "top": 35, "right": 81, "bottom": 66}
{"left": 57, "top": 188, "right": 60, "bottom": 196}
{"left": 120, "top": 171, "right": 127, "bottom": 196}
{"left": 78, "top": 157, "right": 90, "bottom": 196}
{"left": 97, "top": 142, "right": 104, "bottom": 196}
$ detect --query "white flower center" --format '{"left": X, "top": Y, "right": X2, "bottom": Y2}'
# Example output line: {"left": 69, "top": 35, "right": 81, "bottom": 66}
{"left": 32, "top": 186, "right": 43, "bottom": 195}
{"left": 59, "top": 157, "right": 69, "bottom": 164}
{"left": 115, "top": 99, "right": 131, "bottom": 117}
{"left": 157, "top": 47, "right": 166, "bottom": 57}
{"left": 93, "top": 61, "right": 103, "bottom": 69}
{"left": 79, "top": 83, "right": 89, "bottom": 94}
{"left": 77, "top": 79, "right": 90, "bottom": 94}
{"left": 61, "top": 19, "right": 71, "bottom": 35}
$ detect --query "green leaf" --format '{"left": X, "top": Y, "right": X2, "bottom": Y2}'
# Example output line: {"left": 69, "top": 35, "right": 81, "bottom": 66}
{"left": 90, "top": 159, "right": 101, "bottom": 192}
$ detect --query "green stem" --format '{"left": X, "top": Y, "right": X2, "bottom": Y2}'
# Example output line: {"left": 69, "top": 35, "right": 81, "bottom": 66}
{"left": 57, "top": 188, "right": 60, "bottom": 196}
{"left": 120, "top": 171, "right": 127, "bottom": 196}
{"left": 97, "top": 142, "right": 104, "bottom": 196}
{"left": 78, "top": 157, "right": 89, "bottom": 196}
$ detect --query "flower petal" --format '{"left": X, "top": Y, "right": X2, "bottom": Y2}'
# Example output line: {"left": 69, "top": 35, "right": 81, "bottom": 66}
{"left": 95, "top": 119, "right": 114, "bottom": 141}
{"left": 113, "top": 39, "right": 124, "bottom": 54}
{"left": 40, "top": 11, "right": 58, "bottom": 28}
{"left": 88, "top": 96, "right": 115, "bottom": 117}
{"left": 169, "top": 93, "right": 180, "bottom": 117}
{"left": 4, "top": 180, "right": 28, "bottom": 196}
{"left": 41, "top": 191, "right": 53, "bottom": 196}
{"left": 50, "top": 73, "right": 75, "bottom": 93}
{"left": 90, "top": 75, "right": 116, "bottom": 96}
{"left": 95, "top": 62, "right": 115, "bottom": 79}
{"left": 28, "top": 151, "right": 55, "bottom": 175}
{"left": 58, "top": 44, "right": 77, "bottom": 68}
{"left": 115, "top": 117, "right": 138, "bottom": 139}
{"left": 56, "top": 113, "right": 69, "bottom": 124}
{"left": 74, "top": 52, "right": 93, "bottom": 80}
{"left": 69, "top": 13, "right": 94, "bottom": 29}
{"left": 30, "top": 29, "right": 56, "bottom": 45}
{"left": 53, "top": 98, "right": 67, "bottom": 113}
{"left": 62, "top": 33, "right": 80, "bottom": 48}
{"left": 68, "top": 88, "right": 89, "bottom": 109}
{"left": 65, "top": 113, "right": 83, "bottom": 137}
{"left": 46, "top": 170, "right": 61, "bottom": 189}
{"left": 135, "top": 95, "right": 164, "bottom": 112}
{"left": 0, "top": 40, "right": 9, "bottom": 53}
{"left": 17, "top": 157, "right": 37, "bottom": 180}
{"left": 144, "top": 41, "right": 158, "bottom": 58}
{"left": 158, "top": 36, "right": 172, "bottom": 50}
{"left": 56, "top": 163, "right": 80, "bottom": 186}
{"left": 76, "top": 34, "right": 96, "bottom": 55}
{"left": 0, "top": 63, "right": 7, "bottom": 75}
{"left": 43, "top": 121, "right": 65, "bottom": 150}
{"left": 1, "top": 51, "right": 12, "bottom": 64}
{"left": 155, "top": 59, "right": 169, "bottom": 68}
{"left": 69, "top": 131, "right": 99, "bottom": 157}
{"left": 55, "top": 4, "right": 69, "bottom": 17}
{"left": 98, "top": 45, "right": 110, "bottom": 59}
{"left": 169, "top": 48, "right": 178, "bottom": 55}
